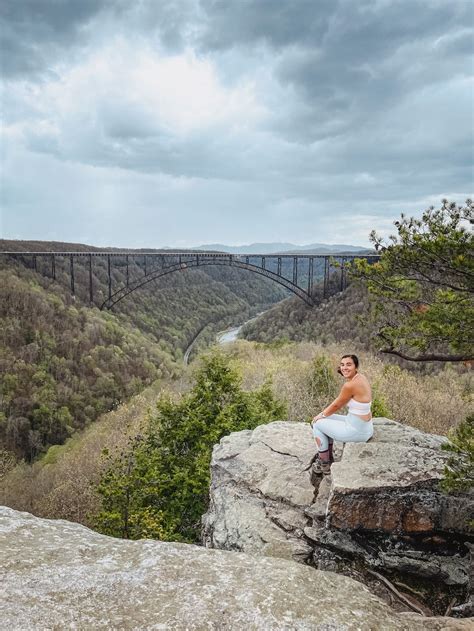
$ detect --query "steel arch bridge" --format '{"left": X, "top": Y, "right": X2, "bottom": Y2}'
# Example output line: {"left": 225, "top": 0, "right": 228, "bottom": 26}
{"left": 0, "top": 250, "right": 380, "bottom": 309}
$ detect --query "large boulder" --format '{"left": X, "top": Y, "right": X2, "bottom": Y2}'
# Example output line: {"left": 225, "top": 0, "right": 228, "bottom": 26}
{"left": 201, "top": 422, "right": 316, "bottom": 561}
{"left": 326, "top": 418, "right": 471, "bottom": 534}
{"left": 202, "top": 418, "right": 473, "bottom": 616}
{"left": 2, "top": 506, "right": 470, "bottom": 630}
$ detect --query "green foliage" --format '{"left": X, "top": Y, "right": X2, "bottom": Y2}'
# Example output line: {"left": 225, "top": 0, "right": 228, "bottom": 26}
{"left": 242, "top": 283, "right": 377, "bottom": 353}
{"left": 440, "top": 414, "right": 474, "bottom": 498}
{"left": 259, "top": 337, "right": 293, "bottom": 350}
{"left": 308, "top": 355, "right": 338, "bottom": 404}
{"left": 371, "top": 384, "right": 391, "bottom": 418}
{"left": 41, "top": 443, "right": 67, "bottom": 466}
{"left": 93, "top": 351, "right": 286, "bottom": 542}
{"left": 0, "top": 272, "right": 176, "bottom": 460}
{"left": 353, "top": 200, "right": 474, "bottom": 362}
{"left": 0, "top": 447, "right": 17, "bottom": 477}
{"left": 0, "top": 246, "right": 286, "bottom": 461}
{"left": 92, "top": 436, "right": 178, "bottom": 540}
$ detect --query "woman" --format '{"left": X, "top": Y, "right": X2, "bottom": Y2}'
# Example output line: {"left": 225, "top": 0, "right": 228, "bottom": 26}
{"left": 311, "top": 354, "right": 373, "bottom": 475}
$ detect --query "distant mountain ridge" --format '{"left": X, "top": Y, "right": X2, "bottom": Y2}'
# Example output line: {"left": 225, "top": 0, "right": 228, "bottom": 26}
{"left": 191, "top": 242, "right": 370, "bottom": 254}
{"left": 1, "top": 240, "right": 371, "bottom": 256}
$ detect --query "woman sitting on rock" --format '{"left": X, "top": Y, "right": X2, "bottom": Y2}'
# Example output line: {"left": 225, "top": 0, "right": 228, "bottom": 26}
{"left": 311, "top": 354, "right": 373, "bottom": 475}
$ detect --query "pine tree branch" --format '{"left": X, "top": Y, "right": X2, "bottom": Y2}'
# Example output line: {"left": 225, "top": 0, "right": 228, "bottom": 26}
{"left": 379, "top": 348, "right": 474, "bottom": 362}
{"left": 399, "top": 272, "right": 472, "bottom": 294}
{"left": 400, "top": 241, "right": 474, "bottom": 280}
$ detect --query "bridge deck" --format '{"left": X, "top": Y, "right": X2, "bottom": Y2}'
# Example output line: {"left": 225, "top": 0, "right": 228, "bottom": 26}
{"left": 0, "top": 250, "right": 379, "bottom": 309}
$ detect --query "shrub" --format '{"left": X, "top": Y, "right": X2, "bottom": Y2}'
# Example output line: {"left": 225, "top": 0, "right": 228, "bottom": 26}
{"left": 93, "top": 351, "right": 286, "bottom": 542}
{"left": 440, "top": 414, "right": 474, "bottom": 495}
{"left": 371, "top": 384, "right": 391, "bottom": 418}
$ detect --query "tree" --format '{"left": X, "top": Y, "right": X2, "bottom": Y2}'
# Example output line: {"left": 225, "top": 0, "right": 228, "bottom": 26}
{"left": 440, "top": 414, "right": 474, "bottom": 531}
{"left": 93, "top": 435, "right": 179, "bottom": 540}
{"left": 94, "top": 351, "right": 286, "bottom": 542}
{"left": 353, "top": 199, "right": 474, "bottom": 362}
{"left": 440, "top": 414, "right": 473, "bottom": 498}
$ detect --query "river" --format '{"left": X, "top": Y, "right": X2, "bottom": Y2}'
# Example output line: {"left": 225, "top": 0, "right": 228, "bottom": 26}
{"left": 184, "top": 311, "right": 266, "bottom": 364}
{"left": 216, "top": 311, "right": 265, "bottom": 345}
{"left": 216, "top": 325, "right": 243, "bottom": 345}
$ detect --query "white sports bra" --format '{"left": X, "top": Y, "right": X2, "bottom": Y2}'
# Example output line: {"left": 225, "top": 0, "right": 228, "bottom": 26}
{"left": 348, "top": 398, "right": 372, "bottom": 415}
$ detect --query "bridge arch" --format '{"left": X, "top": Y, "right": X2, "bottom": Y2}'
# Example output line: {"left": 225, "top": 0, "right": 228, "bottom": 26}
{"left": 101, "top": 258, "right": 313, "bottom": 309}
{"left": 1, "top": 250, "right": 380, "bottom": 309}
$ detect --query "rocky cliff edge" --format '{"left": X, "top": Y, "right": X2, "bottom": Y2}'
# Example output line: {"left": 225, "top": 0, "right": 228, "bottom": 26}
{"left": 202, "top": 418, "right": 474, "bottom": 618}
{"left": 0, "top": 506, "right": 471, "bottom": 630}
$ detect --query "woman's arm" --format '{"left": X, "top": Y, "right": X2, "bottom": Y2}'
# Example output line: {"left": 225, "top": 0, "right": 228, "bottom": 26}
{"left": 313, "top": 382, "right": 353, "bottom": 420}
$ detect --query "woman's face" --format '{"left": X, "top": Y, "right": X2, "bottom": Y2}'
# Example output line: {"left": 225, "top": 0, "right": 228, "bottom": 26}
{"left": 339, "top": 357, "right": 357, "bottom": 379}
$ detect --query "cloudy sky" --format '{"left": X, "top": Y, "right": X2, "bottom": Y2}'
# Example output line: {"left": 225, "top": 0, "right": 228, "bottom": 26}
{"left": 1, "top": 0, "right": 473, "bottom": 248}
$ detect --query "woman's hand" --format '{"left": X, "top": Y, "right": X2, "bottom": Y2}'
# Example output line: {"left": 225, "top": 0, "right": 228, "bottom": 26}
{"left": 311, "top": 413, "right": 324, "bottom": 425}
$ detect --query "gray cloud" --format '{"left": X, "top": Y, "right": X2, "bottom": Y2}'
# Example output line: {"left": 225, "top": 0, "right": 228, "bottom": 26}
{"left": 199, "top": 0, "right": 473, "bottom": 145}
{"left": 0, "top": 0, "right": 108, "bottom": 78}
{"left": 198, "top": 1, "right": 470, "bottom": 57}
{"left": 0, "top": 0, "right": 198, "bottom": 79}
{"left": 1, "top": 0, "right": 472, "bottom": 247}
{"left": 198, "top": 0, "right": 334, "bottom": 50}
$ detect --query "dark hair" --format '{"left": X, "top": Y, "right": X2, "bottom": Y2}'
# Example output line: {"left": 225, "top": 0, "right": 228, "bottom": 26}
{"left": 337, "top": 354, "right": 359, "bottom": 375}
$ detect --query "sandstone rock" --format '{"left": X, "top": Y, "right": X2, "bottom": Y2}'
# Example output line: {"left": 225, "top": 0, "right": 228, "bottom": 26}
{"left": 306, "top": 475, "right": 332, "bottom": 523}
{"left": 379, "top": 550, "right": 469, "bottom": 585}
{"left": 202, "top": 422, "right": 317, "bottom": 561}
{"left": 327, "top": 419, "right": 472, "bottom": 536}
{"left": 202, "top": 418, "right": 473, "bottom": 616}
{"left": 3, "top": 506, "right": 470, "bottom": 630}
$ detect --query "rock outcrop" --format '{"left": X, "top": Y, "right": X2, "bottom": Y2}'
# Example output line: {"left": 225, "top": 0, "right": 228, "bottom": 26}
{"left": 202, "top": 419, "right": 474, "bottom": 616}
{"left": 3, "top": 506, "right": 471, "bottom": 630}
{"left": 202, "top": 421, "right": 316, "bottom": 562}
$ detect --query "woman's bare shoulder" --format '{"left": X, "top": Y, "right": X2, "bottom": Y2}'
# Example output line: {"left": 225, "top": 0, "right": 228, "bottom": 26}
{"left": 354, "top": 373, "right": 372, "bottom": 396}
{"left": 340, "top": 380, "right": 353, "bottom": 393}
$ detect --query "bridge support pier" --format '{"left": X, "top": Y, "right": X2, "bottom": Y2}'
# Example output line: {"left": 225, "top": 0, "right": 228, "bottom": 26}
{"left": 70, "top": 255, "right": 75, "bottom": 295}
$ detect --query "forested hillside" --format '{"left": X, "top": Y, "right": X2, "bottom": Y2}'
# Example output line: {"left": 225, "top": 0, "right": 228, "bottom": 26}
{"left": 0, "top": 240, "right": 287, "bottom": 462}
{"left": 241, "top": 283, "right": 471, "bottom": 378}
{"left": 242, "top": 200, "right": 473, "bottom": 372}
{"left": 2, "top": 340, "right": 470, "bottom": 530}
{"left": 242, "top": 283, "right": 373, "bottom": 349}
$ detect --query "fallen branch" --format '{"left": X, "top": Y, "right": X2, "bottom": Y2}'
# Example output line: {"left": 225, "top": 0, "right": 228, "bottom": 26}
{"left": 392, "top": 580, "right": 425, "bottom": 600}
{"left": 366, "top": 569, "right": 428, "bottom": 616}
{"left": 444, "top": 597, "right": 457, "bottom": 617}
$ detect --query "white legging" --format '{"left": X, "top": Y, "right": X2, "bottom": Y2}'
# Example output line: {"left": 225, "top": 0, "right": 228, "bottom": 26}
{"left": 312, "top": 413, "right": 373, "bottom": 451}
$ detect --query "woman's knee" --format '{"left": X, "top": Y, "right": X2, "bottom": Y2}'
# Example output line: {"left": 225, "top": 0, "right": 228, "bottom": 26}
{"left": 313, "top": 419, "right": 326, "bottom": 432}
{"left": 312, "top": 426, "right": 329, "bottom": 451}
{"left": 312, "top": 425, "right": 326, "bottom": 441}
{"left": 312, "top": 424, "right": 324, "bottom": 440}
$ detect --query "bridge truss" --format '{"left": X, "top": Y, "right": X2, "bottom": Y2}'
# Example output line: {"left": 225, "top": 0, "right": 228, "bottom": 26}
{"left": 0, "top": 251, "right": 380, "bottom": 309}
